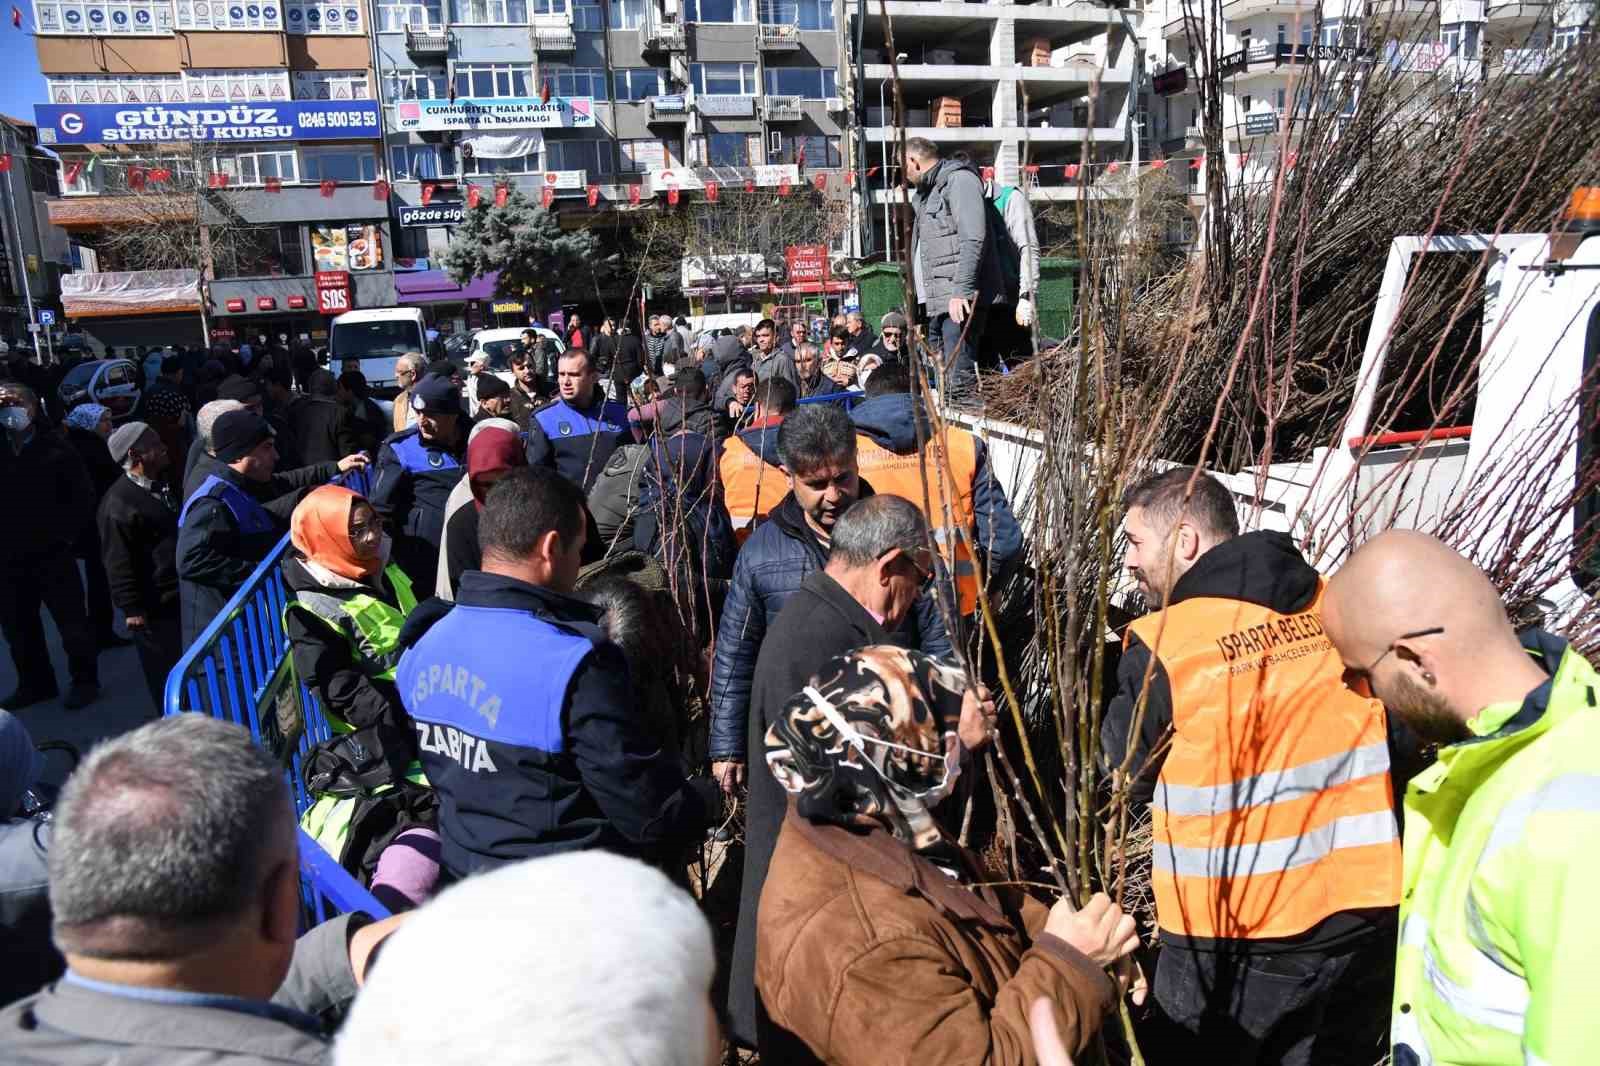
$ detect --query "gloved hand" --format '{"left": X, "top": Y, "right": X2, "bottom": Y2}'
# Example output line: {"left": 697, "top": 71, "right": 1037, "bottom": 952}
{"left": 1015, "top": 297, "right": 1035, "bottom": 328}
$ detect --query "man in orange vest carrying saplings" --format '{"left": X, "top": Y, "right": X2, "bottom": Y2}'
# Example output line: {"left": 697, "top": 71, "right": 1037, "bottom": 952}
{"left": 719, "top": 377, "right": 797, "bottom": 543}
{"left": 1100, "top": 467, "right": 1402, "bottom": 1065}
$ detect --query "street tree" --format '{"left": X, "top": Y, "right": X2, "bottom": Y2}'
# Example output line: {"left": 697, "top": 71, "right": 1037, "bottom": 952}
{"left": 442, "top": 187, "right": 603, "bottom": 303}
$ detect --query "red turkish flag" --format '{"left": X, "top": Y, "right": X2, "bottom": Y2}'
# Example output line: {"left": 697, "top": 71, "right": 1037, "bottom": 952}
{"left": 467, "top": 184, "right": 481, "bottom": 208}
{"left": 0, "top": 154, "right": 11, "bottom": 174}
{"left": 1149, "top": 159, "right": 1167, "bottom": 170}
{"left": 1239, "top": 152, "right": 1251, "bottom": 166}
{"left": 319, "top": 179, "right": 336, "bottom": 198}
{"left": 1024, "top": 164, "right": 1040, "bottom": 177}
{"left": 845, "top": 169, "right": 855, "bottom": 187}
{"left": 1064, "top": 164, "right": 1079, "bottom": 180}
{"left": 127, "top": 165, "right": 144, "bottom": 189}
{"left": 208, "top": 171, "right": 229, "bottom": 189}
{"left": 264, "top": 176, "right": 282, "bottom": 193}
{"left": 980, "top": 166, "right": 994, "bottom": 182}
{"left": 744, "top": 179, "right": 754, "bottom": 194}
{"left": 705, "top": 182, "right": 718, "bottom": 203}
{"left": 64, "top": 161, "right": 82, "bottom": 185}
{"left": 866, "top": 165, "right": 879, "bottom": 177}
{"left": 1190, "top": 156, "right": 1204, "bottom": 170}
{"left": 1286, "top": 151, "right": 1298, "bottom": 169}
{"left": 629, "top": 184, "right": 641, "bottom": 205}
{"left": 586, "top": 184, "right": 599, "bottom": 207}
{"left": 813, "top": 172, "right": 826, "bottom": 191}
{"left": 148, "top": 168, "right": 170, "bottom": 183}
{"left": 373, "top": 179, "right": 390, "bottom": 201}
{"left": 421, "top": 183, "right": 435, "bottom": 205}
{"left": 494, "top": 184, "right": 508, "bottom": 207}
{"left": 1106, "top": 162, "right": 1121, "bottom": 175}
{"left": 778, "top": 178, "right": 791, "bottom": 196}
{"left": 540, "top": 80, "right": 551, "bottom": 104}
{"left": 667, "top": 186, "right": 679, "bottom": 206}
{"left": 10, "top": 7, "right": 20, "bottom": 28}
{"left": 541, "top": 186, "right": 554, "bottom": 208}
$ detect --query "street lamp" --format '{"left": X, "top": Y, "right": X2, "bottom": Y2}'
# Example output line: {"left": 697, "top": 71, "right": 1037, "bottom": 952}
{"left": 879, "top": 52, "right": 908, "bottom": 258}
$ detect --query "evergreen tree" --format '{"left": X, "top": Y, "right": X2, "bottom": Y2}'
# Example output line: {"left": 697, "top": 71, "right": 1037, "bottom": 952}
{"left": 442, "top": 188, "right": 601, "bottom": 301}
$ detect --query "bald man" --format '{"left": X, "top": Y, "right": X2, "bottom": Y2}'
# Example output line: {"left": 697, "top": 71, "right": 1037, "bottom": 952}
{"left": 1325, "top": 531, "right": 1600, "bottom": 1066}
{"left": 1101, "top": 467, "right": 1401, "bottom": 1065}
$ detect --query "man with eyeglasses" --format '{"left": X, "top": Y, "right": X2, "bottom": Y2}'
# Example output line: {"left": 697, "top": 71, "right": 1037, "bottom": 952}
{"left": 1323, "top": 531, "right": 1600, "bottom": 1066}
{"left": 391, "top": 351, "right": 424, "bottom": 434}
{"left": 726, "top": 493, "right": 973, "bottom": 1052}
{"left": 1100, "top": 466, "right": 1402, "bottom": 1066}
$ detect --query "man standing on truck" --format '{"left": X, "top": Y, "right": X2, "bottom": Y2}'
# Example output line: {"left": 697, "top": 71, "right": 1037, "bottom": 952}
{"left": 1101, "top": 467, "right": 1402, "bottom": 1065}
{"left": 372, "top": 374, "right": 467, "bottom": 594}
{"left": 1323, "top": 531, "right": 1600, "bottom": 1066}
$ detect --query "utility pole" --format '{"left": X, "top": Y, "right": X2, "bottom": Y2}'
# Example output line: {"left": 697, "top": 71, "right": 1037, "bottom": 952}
{"left": 0, "top": 121, "right": 37, "bottom": 345}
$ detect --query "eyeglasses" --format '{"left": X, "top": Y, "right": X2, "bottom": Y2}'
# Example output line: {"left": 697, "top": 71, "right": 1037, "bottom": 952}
{"left": 1360, "top": 626, "right": 1445, "bottom": 676}
{"left": 802, "top": 685, "right": 958, "bottom": 799}
{"left": 880, "top": 545, "right": 935, "bottom": 591}
{"left": 881, "top": 329, "right": 903, "bottom": 337}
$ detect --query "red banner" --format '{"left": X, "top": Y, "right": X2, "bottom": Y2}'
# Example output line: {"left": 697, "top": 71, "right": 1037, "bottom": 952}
{"left": 467, "top": 185, "right": 481, "bottom": 208}
{"left": 541, "top": 186, "right": 554, "bottom": 208}
{"left": 208, "top": 171, "right": 228, "bottom": 189}
{"left": 0, "top": 154, "right": 12, "bottom": 174}
{"left": 127, "top": 166, "right": 145, "bottom": 189}
{"left": 373, "top": 179, "right": 390, "bottom": 201}
{"left": 980, "top": 166, "right": 994, "bottom": 182}
{"left": 148, "top": 167, "right": 170, "bottom": 184}
{"left": 1065, "top": 164, "right": 1080, "bottom": 180}
{"left": 785, "top": 243, "right": 828, "bottom": 285}
{"left": 494, "top": 185, "right": 509, "bottom": 207}
{"left": 744, "top": 179, "right": 754, "bottom": 193}
{"left": 667, "top": 186, "right": 679, "bottom": 205}
{"left": 1190, "top": 157, "right": 1204, "bottom": 170}
{"left": 813, "top": 173, "right": 826, "bottom": 191}
{"left": 319, "top": 179, "right": 336, "bottom": 198}
{"left": 778, "top": 178, "right": 791, "bottom": 196}
{"left": 629, "top": 184, "right": 641, "bottom": 205}
{"left": 315, "top": 271, "right": 351, "bottom": 315}
{"left": 264, "top": 176, "right": 282, "bottom": 193}
{"left": 586, "top": 184, "right": 599, "bottom": 207}
{"left": 1024, "top": 164, "right": 1040, "bottom": 177}
{"left": 705, "top": 182, "right": 718, "bottom": 203}
{"left": 1149, "top": 159, "right": 1167, "bottom": 170}
{"left": 64, "top": 161, "right": 82, "bottom": 185}
{"left": 421, "top": 183, "right": 435, "bottom": 205}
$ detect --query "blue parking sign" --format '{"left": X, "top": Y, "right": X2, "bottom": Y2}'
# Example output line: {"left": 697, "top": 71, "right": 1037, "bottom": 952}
{"left": 37, "top": 309, "right": 55, "bottom": 326}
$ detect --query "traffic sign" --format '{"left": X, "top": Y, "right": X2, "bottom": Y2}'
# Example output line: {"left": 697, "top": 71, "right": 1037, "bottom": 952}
{"left": 37, "top": 309, "right": 55, "bottom": 326}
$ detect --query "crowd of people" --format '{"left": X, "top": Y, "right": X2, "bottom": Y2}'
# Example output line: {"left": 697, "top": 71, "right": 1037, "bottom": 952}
{"left": 0, "top": 132, "right": 1593, "bottom": 1066}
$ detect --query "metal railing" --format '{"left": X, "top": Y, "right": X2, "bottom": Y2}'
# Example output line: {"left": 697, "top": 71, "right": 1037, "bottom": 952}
{"left": 164, "top": 466, "right": 390, "bottom": 924}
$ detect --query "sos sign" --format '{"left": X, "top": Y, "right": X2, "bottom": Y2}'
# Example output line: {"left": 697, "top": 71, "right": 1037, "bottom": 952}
{"left": 315, "top": 271, "right": 351, "bottom": 315}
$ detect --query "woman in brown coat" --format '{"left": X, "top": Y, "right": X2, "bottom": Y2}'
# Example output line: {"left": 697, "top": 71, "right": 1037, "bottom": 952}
{"left": 757, "top": 646, "right": 1139, "bottom": 1066}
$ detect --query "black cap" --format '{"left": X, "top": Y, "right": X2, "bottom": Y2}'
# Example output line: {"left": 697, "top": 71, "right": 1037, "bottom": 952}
{"left": 211, "top": 410, "right": 275, "bottom": 463}
{"left": 475, "top": 374, "right": 510, "bottom": 401}
{"left": 410, "top": 374, "right": 462, "bottom": 416}
{"left": 217, "top": 375, "right": 261, "bottom": 404}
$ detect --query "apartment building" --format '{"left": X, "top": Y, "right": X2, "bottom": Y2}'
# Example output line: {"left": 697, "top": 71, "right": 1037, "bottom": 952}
{"left": 1143, "top": 0, "right": 1593, "bottom": 209}
{"left": 30, "top": 0, "right": 391, "bottom": 347}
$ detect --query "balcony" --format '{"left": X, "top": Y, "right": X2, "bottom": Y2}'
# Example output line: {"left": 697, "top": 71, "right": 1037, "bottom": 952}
{"left": 1498, "top": 45, "right": 1556, "bottom": 72}
{"left": 758, "top": 21, "right": 802, "bottom": 50}
{"left": 404, "top": 24, "right": 450, "bottom": 55}
{"left": 1222, "top": 0, "right": 1315, "bottom": 17}
{"left": 648, "top": 94, "right": 691, "bottom": 122}
{"left": 530, "top": 18, "right": 576, "bottom": 52}
{"left": 640, "top": 21, "right": 686, "bottom": 53}
{"left": 1486, "top": 0, "right": 1551, "bottom": 27}
{"left": 1217, "top": 41, "right": 1369, "bottom": 79}
{"left": 762, "top": 95, "right": 803, "bottom": 121}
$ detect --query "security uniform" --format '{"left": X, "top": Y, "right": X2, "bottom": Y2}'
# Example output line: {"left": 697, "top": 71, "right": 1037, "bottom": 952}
{"left": 395, "top": 570, "right": 720, "bottom": 878}
{"left": 525, "top": 388, "right": 631, "bottom": 491}
{"left": 370, "top": 426, "right": 464, "bottom": 597}
{"left": 176, "top": 469, "right": 284, "bottom": 648}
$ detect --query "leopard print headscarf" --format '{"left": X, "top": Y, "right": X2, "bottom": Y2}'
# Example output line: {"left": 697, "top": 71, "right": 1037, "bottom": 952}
{"left": 765, "top": 646, "right": 968, "bottom": 850}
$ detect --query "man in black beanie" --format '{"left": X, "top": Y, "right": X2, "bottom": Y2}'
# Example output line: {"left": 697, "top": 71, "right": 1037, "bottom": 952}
{"left": 371, "top": 374, "right": 467, "bottom": 593}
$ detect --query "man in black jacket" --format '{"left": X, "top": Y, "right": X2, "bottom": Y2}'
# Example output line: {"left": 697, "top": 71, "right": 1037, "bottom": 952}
{"left": 396, "top": 466, "right": 721, "bottom": 879}
{"left": 371, "top": 374, "right": 467, "bottom": 594}
{"left": 0, "top": 382, "right": 98, "bottom": 710}
{"left": 285, "top": 369, "right": 358, "bottom": 467}
{"left": 98, "top": 422, "right": 181, "bottom": 713}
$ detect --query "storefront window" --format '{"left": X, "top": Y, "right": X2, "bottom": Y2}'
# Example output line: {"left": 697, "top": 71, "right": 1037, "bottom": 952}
{"left": 213, "top": 225, "right": 306, "bottom": 279}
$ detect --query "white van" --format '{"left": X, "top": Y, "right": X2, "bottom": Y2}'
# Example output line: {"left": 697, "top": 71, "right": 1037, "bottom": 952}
{"left": 329, "top": 308, "right": 429, "bottom": 391}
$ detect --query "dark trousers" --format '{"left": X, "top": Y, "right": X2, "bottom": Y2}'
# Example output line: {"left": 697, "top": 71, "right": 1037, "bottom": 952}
{"left": 1144, "top": 936, "right": 1394, "bottom": 1066}
{"left": 927, "top": 305, "right": 988, "bottom": 399}
{"left": 0, "top": 553, "right": 98, "bottom": 692}
{"left": 78, "top": 541, "right": 115, "bottom": 640}
{"left": 133, "top": 611, "right": 183, "bottom": 714}
{"left": 978, "top": 305, "right": 1035, "bottom": 370}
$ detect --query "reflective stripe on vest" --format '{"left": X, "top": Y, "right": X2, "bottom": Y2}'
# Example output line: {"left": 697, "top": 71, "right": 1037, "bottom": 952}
{"left": 179, "top": 473, "right": 276, "bottom": 534}
{"left": 1129, "top": 583, "right": 1401, "bottom": 941}
{"left": 286, "top": 564, "right": 417, "bottom": 731}
{"left": 720, "top": 433, "right": 788, "bottom": 540}
{"left": 1401, "top": 915, "right": 1530, "bottom": 1042}
{"left": 853, "top": 429, "right": 979, "bottom": 614}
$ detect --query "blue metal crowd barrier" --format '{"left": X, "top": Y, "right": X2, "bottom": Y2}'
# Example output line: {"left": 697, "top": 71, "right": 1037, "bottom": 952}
{"left": 163, "top": 465, "right": 391, "bottom": 923}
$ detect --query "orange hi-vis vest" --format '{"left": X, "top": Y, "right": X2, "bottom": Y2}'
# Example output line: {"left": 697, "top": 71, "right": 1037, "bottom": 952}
{"left": 1127, "top": 582, "right": 1401, "bottom": 943}
{"left": 720, "top": 432, "right": 790, "bottom": 543}
{"left": 853, "top": 427, "right": 980, "bottom": 614}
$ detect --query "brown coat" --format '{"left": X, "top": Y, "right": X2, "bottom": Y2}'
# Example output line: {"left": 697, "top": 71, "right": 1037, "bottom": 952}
{"left": 757, "top": 812, "right": 1116, "bottom": 1066}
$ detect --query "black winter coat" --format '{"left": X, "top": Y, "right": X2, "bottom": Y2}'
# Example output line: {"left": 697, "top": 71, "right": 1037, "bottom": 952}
{"left": 0, "top": 428, "right": 93, "bottom": 567}
{"left": 611, "top": 333, "right": 645, "bottom": 396}
{"left": 97, "top": 474, "right": 180, "bottom": 619}
{"left": 285, "top": 395, "right": 357, "bottom": 467}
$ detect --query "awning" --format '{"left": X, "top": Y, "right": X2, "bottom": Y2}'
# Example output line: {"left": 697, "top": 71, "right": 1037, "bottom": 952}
{"left": 62, "top": 269, "right": 201, "bottom": 318}
{"left": 394, "top": 269, "right": 500, "bottom": 304}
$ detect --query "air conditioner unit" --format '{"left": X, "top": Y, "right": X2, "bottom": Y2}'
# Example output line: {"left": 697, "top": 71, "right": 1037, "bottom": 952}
{"left": 825, "top": 95, "right": 845, "bottom": 112}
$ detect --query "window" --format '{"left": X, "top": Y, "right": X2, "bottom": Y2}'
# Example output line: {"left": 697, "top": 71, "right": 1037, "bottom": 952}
{"left": 529, "top": 0, "right": 565, "bottom": 11}
{"left": 614, "top": 68, "right": 663, "bottom": 101}
{"left": 685, "top": 0, "right": 751, "bottom": 22}
{"left": 1240, "top": 94, "right": 1252, "bottom": 112}
{"left": 464, "top": 150, "right": 537, "bottom": 174}
{"left": 771, "top": 133, "right": 839, "bottom": 167}
{"left": 449, "top": 0, "right": 526, "bottom": 22}
{"left": 386, "top": 68, "right": 449, "bottom": 100}
{"left": 543, "top": 65, "right": 607, "bottom": 98}
{"left": 285, "top": 0, "right": 363, "bottom": 32}
{"left": 1300, "top": 21, "right": 1312, "bottom": 45}
{"left": 1440, "top": 21, "right": 1480, "bottom": 59}
{"left": 300, "top": 145, "right": 379, "bottom": 182}
{"left": 696, "top": 132, "right": 758, "bottom": 166}
{"left": 758, "top": 0, "right": 831, "bottom": 30}
{"left": 1276, "top": 23, "right": 1285, "bottom": 45}
{"left": 390, "top": 143, "right": 457, "bottom": 179}
{"left": 453, "top": 62, "right": 533, "bottom": 98}
{"left": 183, "top": 70, "right": 292, "bottom": 103}
{"left": 572, "top": 0, "right": 601, "bottom": 29}
{"left": 1321, "top": 19, "right": 1359, "bottom": 47}
{"left": 545, "top": 138, "right": 607, "bottom": 173}
{"left": 175, "top": 0, "right": 283, "bottom": 29}
{"left": 213, "top": 225, "right": 305, "bottom": 280}
{"left": 1275, "top": 87, "right": 1286, "bottom": 110}
{"left": 619, "top": 138, "right": 674, "bottom": 172}
{"left": 60, "top": 152, "right": 196, "bottom": 195}
{"left": 762, "top": 66, "right": 835, "bottom": 99}
{"left": 376, "top": 0, "right": 441, "bottom": 29}
{"left": 48, "top": 74, "right": 184, "bottom": 104}
{"left": 607, "top": 0, "right": 643, "bottom": 27}
{"left": 690, "top": 62, "right": 757, "bottom": 95}
{"left": 214, "top": 148, "right": 299, "bottom": 185}
{"left": 35, "top": 0, "right": 171, "bottom": 34}
{"left": 1554, "top": 24, "right": 1588, "bottom": 50}
{"left": 294, "top": 70, "right": 371, "bottom": 100}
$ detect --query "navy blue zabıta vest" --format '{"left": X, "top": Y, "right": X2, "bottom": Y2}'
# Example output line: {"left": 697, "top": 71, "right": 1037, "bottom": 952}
{"left": 178, "top": 473, "right": 276, "bottom": 534}
{"left": 532, "top": 396, "right": 630, "bottom": 489}
{"left": 395, "top": 601, "right": 602, "bottom": 876}
{"left": 387, "top": 429, "right": 463, "bottom": 534}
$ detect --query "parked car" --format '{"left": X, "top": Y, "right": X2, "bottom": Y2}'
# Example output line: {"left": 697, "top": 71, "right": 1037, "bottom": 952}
{"left": 57, "top": 358, "right": 142, "bottom": 421}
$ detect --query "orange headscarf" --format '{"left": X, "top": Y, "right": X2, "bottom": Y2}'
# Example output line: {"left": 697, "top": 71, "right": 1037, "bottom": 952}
{"left": 290, "top": 484, "right": 381, "bottom": 581}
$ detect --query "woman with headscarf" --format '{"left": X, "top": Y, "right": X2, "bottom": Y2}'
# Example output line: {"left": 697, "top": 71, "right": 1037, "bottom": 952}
{"left": 437, "top": 419, "right": 526, "bottom": 600}
{"left": 756, "top": 646, "right": 1140, "bottom": 1066}
{"left": 62, "top": 403, "right": 123, "bottom": 648}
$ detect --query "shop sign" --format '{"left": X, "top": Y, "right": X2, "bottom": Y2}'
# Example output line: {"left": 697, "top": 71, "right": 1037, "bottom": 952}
{"left": 311, "top": 224, "right": 384, "bottom": 272}
{"left": 695, "top": 95, "right": 755, "bottom": 117}
{"left": 287, "top": 294, "right": 307, "bottom": 309}
{"left": 398, "top": 202, "right": 464, "bottom": 228}
{"left": 646, "top": 164, "right": 797, "bottom": 196}
{"left": 256, "top": 296, "right": 276, "bottom": 311}
{"left": 1244, "top": 111, "right": 1279, "bottom": 136}
{"left": 225, "top": 298, "right": 246, "bottom": 312}
{"left": 34, "top": 101, "right": 381, "bottom": 145}
{"left": 491, "top": 300, "right": 525, "bottom": 314}
{"left": 316, "top": 271, "right": 351, "bottom": 314}
{"left": 785, "top": 243, "right": 828, "bottom": 284}
{"left": 392, "top": 96, "right": 595, "bottom": 132}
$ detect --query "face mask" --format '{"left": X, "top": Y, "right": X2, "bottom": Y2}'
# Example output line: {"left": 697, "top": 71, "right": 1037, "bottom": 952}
{"left": 0, "top": 406, "right": 31, "bottom": 433}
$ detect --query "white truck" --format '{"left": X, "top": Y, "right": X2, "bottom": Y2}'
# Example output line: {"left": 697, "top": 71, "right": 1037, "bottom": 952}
{"left": 328, "top": 307, "right": 431, "bottom": 391}
{"left": 952, "top": 194, "right": 1600, "bottom": 623}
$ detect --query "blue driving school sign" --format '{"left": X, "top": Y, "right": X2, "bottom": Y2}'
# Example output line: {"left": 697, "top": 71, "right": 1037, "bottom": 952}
{"left": 33, "top": 102, "right": 382, "bottom": 145}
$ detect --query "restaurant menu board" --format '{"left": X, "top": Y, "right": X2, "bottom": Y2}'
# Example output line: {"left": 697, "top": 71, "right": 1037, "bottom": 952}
{"left": 311, "top": 224, "right": 383, "bottom": 272}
